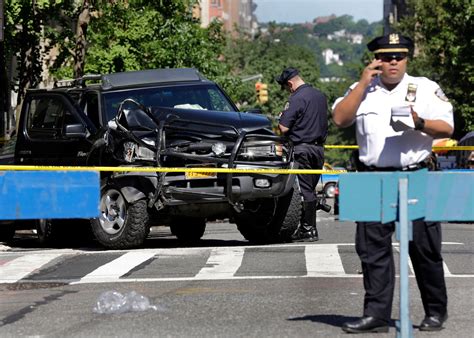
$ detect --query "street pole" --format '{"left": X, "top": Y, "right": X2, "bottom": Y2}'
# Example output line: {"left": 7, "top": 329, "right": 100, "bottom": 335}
{"left": 0, "top": 0, "right": 6, "bottom": 142}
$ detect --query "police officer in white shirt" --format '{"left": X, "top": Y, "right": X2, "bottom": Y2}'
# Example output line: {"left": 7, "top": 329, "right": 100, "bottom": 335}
{"left": 333, "top": 33, "right": 453, "bottom": 334}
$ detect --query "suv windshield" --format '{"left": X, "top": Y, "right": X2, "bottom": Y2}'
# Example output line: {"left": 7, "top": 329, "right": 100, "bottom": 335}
{"left": 102, "top": 84, "right": 237, "bottom": 121}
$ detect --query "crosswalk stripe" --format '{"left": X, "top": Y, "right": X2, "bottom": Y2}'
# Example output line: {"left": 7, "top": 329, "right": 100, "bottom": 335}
{"left": 442, "top": 262, "right": 453, "bottom": 277}
{"left": 195, "top": 247, "right": 245, "bottom": 279}
{"left": 1, "top": 243, "right": 472, "bottom": 285}
{"left": 305, "top": 244, "right": 345, "bottom": 276}
{"left": 0, "top": 253, "right": 62, "bottom": 283}
{"left": 74, "top": 251, "right": 158, "bottom": 284}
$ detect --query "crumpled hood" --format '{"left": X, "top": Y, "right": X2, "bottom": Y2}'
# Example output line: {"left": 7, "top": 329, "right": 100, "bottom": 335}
{"left": 150, "top": 107, "right": 272, "bottom": 133}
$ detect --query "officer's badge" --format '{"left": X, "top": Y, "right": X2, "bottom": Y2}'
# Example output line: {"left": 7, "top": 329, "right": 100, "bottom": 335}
{"left": 435, "top": 87, "right": 449, "bottom": 102}
{"left": 389, "top": 33, "right": 400, "bottom": 44}
{"left": 405, "top": 83, "right": 417, "bottom": 103}
{"left": 284, "top": 101, "right": 290, "bottom": 110}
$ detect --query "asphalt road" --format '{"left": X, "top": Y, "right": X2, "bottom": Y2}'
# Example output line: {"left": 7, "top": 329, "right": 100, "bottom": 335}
{"left": 0, "top": 210, "right": 473, "bottom": 337}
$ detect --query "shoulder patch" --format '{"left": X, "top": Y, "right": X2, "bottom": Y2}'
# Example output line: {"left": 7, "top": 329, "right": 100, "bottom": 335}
{"left": 284, "top": 101, "right": 290, "bottom": 110}
{"left": 435, "top": 88, "right": 449, "bottom": 102}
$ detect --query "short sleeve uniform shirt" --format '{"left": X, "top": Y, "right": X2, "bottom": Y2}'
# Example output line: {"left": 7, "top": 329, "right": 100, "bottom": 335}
{"left": 332, "top": 74, "right": 453, "bottom": 168}
{"left": 279, "top": 84, "right": 328, "bottom": 145}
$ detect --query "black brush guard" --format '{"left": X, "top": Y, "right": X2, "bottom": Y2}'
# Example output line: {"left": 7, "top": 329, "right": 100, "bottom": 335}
{"left": 114, "top": 102, "right": 295, "bottom": 204}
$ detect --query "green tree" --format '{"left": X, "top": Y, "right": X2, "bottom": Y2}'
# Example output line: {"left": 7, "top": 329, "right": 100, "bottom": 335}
{"left": 81, "top": 1, "right": 226, "bottom": 78}
{"left": 397, "top": 0, "right": 473, "bottom": 137}
{"left": 223, "top": 34, "right": 320, "bottom": 124}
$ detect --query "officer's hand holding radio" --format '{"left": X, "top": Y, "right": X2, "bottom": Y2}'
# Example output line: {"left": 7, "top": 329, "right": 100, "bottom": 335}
{"left": 361, "top": 59, "right": 383, "bottom": 85}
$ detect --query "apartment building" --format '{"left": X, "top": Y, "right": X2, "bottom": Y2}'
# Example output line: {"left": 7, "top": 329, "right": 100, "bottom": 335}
{"left": 196, "top": 0, "right": 258, "bottom": 36}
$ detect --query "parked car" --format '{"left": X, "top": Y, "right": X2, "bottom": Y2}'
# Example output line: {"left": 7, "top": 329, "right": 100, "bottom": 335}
{"left": 316, "top": 163, "right": 345, "bottom": 198}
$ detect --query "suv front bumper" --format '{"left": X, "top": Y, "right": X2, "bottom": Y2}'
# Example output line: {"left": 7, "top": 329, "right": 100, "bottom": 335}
{"left": 164, "top": 171, "right": 296, "bottom": 205}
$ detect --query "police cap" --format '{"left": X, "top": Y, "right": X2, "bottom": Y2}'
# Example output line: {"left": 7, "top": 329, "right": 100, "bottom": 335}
{"left": 276, "top": 67, "right": 299, "bottom": 89}
{"left": 367, "top": 33, "right": 414, "bottom": 54}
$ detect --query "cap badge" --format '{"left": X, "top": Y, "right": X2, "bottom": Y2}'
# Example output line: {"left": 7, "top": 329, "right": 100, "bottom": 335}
{"left": 389, "top": 33, "right": 400, "bottom": 44}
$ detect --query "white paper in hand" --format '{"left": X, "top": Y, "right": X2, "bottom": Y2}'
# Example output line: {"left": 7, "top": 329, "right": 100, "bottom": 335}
{"left": 390, "top": 106, "right": 414, "bottom": 132}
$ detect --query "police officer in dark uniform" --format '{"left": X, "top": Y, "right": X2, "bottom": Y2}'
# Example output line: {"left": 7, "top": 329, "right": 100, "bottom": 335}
{"left": 333, "top": 34, "right": 452, "bottom": 333}
{"left": 276, "top": 67, "right": 328, "bottom": 242}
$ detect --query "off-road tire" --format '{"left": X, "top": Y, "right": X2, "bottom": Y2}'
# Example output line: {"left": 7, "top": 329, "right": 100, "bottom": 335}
{"left": 91, "top": 184, "right": 150, "bottom": 249}
{"left": 234, "top": 198, "right": 278, "bottom": 243}
{"left": 270, "top": 182, "right": 302, "bottom": 242}
{"left": 235, "top": 182, "right": 302, "bottom": 243}
{"left": 170, "top": 217, "right": 206, "bottom": 242}
{"left": 37, "top": 219, "right": 94, "bottom": 247}
{"left": 36, "top": 219, "right": 59, "bottom": 246}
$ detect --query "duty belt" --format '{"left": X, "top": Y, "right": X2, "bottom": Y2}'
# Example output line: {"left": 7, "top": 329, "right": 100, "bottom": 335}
{"left": 361, "top": 161, "right": 429, "bottom": 172}
{"left": 294, "top": 142, "right": 324, "bottom": 147}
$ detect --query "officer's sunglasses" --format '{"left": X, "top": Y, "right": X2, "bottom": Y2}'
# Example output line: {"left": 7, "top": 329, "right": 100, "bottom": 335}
{"left": 375, "top": 52, "right": 408, "bottom": 62}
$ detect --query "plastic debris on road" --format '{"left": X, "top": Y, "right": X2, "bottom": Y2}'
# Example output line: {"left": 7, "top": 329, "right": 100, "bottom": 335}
{"left": 93, "top": 290, "right": 160, "bottom": 314}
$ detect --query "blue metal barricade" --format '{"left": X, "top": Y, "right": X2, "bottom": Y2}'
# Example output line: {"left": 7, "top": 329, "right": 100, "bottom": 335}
{"left": 0, "top": 171, "right": 100, "bottom": 220}
{"left": 339, "top": 170, "right": 474, "bottom": 338}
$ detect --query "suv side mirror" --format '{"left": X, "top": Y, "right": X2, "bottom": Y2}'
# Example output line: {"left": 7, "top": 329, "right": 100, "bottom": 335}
{"left": 245, "top": 108, "right": 262, "bottom": 114}
{"left": 64, "top": 123, "right": 87, "bottom": 138}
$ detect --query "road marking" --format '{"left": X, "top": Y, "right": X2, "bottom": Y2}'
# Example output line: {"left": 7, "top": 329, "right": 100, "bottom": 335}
{"left": 442, "top": 262, "right": 453, "bottom": 277}
{"left": 0, "top": 253, "right": 62, "bottom": 283}
{"left": 74, "top": 251, "right": 158, "bottom": 284}
{"left": 305, "top": 244, "right": 345, "bottom": 277}
{"left": 1, "top": 243, "right": 472, "bottom": 285}
{"left": 195, "top": 247, "right": 245, "bottom": 279}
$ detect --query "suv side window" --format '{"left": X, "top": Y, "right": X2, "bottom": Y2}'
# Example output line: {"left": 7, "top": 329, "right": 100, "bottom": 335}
{"left": 83, "top": 92, "right": 101, "bottom": 128}
{"left": 26, "top": 96, "right": 79, "bottom": 139}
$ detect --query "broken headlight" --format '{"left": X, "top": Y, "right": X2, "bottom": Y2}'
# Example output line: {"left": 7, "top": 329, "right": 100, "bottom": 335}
{"left": 123, "top": 141, "right": 156, "bottom": 162}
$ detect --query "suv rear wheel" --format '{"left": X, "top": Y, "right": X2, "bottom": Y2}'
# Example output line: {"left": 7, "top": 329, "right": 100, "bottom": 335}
{"left": 91, "top": 184, "right": 150, "bottom": 249}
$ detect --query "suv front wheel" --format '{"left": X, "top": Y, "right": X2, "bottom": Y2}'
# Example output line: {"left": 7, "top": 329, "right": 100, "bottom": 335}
{"left": 170, "top": 217, "right": 206, "bottom": 242}
{"left": 234, "top": 182, "right": 301, "bottom": 243}
{"left": 91, "top": 183, "right": 150, "bottom": 249}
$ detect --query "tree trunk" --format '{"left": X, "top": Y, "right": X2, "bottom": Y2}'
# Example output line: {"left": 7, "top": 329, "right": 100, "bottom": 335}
{"left": 0, "top": 40, "right": 9, "bottom": 138}
{"left": 73, "top": 1, "right": 91, "bottom": 79}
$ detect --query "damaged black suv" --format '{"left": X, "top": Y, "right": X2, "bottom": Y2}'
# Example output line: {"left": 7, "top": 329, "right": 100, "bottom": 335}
{"left": 4, "top": 68, "right": 301, "bottom": 248}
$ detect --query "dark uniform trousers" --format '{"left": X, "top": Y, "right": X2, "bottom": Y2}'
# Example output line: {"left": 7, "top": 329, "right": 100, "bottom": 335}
{"left": 294, "top": 143, "right": 324, "bottom": 202}
{"left": 356, "top": 169, "right": 448, "bottom": 321}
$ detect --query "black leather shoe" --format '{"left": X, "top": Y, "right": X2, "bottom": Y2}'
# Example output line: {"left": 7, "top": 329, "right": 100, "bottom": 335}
{"left": 342, "top": 316, "right": 389, "bottom": 333}
{"left": 291, "top": 228, "right": 317, "bottom": 242}
{"left": 419, "top": 314, "right": 447, "bottom": 331}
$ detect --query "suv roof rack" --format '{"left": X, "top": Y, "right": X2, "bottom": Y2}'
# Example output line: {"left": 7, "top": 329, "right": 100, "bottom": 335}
{"left": 53, "top": 68, "right": 207, "bottom": 90}
{"left": 54, "top": 74, "right": 102, "bottom": 89}
{"left": 101, "top": 68, "right": 206, "bottom": 90}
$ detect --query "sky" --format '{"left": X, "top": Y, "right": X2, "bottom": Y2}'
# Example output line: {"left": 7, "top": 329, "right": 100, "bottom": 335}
{"left": 253, "top": 0, "right": 384, "bottom": 24}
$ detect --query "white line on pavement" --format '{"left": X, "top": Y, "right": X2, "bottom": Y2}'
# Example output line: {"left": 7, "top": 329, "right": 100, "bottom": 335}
{"left": 74, "top": 251, "right": 158, "bottom": 284}
{"left": 305, "top": 244, "right": 345, "bottom": 277}
{"left": 0, "top": 253, "right": 62, "bottom": 283}
{"left": 194, "top": 247, "right": 245, "bottom": 279}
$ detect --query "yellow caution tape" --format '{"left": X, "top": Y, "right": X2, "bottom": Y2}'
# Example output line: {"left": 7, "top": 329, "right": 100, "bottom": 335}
{"left": 432, "top": 146, "right": 474, "bottom": 151}
{"left": 324, "top": 145, "right": 359, "bottom": 149}
{"left": 0, "top": 165, "right": 346, "bottom": 175}
{"left": 323, "top": 145, "right": 474, "bottom": 151}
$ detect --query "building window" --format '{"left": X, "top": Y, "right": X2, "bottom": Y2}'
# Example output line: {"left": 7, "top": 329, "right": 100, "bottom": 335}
{"left": 211, "top": 0, "right": 221, "bottom": 7}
